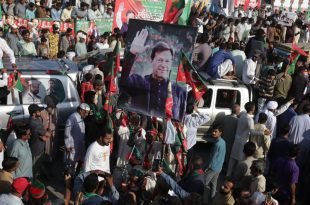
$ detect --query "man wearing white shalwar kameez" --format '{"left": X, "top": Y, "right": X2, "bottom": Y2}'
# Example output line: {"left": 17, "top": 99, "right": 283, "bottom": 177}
{"left": 227, "top": 102, "right": 257, "bottom": 177}
{"left": 255, "top": 100, "right": 293, "bottom": 139}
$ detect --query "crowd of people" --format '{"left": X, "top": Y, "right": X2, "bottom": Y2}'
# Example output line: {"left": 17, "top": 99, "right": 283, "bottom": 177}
{"left": 0, "top": 0, "right": 118, "bottom": 60}
{"left": 0, "top": 0, "right": 310, "bottom": 205}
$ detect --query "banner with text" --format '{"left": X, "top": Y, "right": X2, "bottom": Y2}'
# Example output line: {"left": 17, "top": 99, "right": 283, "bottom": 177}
{"left": 113, "top": 0, "right": 166, "bottom": 33}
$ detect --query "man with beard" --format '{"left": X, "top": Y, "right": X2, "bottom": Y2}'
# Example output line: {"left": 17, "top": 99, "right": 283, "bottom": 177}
{"left": 211, "top": 179, "right": 235, "bottom": 205}
{"left": 121, "top": 28, "right": 187, "bottom": 120}
{"left": 84, "top": 127, "right": 114, "bottom": 173}
{"left": 24, "top": 79, "right": 42, "bottom": 104}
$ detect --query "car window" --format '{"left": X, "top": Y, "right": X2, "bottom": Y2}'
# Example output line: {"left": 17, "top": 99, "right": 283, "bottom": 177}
{"left": 197, "top": 89, "right": 213, "bottom": 108}
{"left": 21, "top": 77, "right": 66, "bottom": 105}
{"left": 215, "top": 89, "right": 240, "bottom": 109}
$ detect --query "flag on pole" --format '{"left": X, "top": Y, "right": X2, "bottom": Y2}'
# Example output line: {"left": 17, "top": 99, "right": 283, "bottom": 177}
{"left": 287, "top": 54, "right": 299, "bottom": 75}
{"left": 165, "top": 82, "right": 173, "bottom": 119}
{"left": 163, "top": 0, "right": 186, "bottom": 24}
{"left": 15, "top": 76, "right": 24, "bottom": 92}
{"left": 176, "top": 52, "right": 207, "bottom": 100}
{"left": 287, "top": 43, "right": 308, "bottom": 75}
{"left": 104, "top": 40, "right": 120, "bottom": 113}
{"left": 178, "top": 0, "right": 192, "bottom": 25}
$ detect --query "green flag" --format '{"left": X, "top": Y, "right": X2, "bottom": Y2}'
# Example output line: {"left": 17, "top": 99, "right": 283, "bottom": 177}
{"left": 15, "top": 77, "right": 24, "bottom": 92}
{"left": 178, "top": 0, "right": 192, "bottom": 25}
{"left": 287, "top": 54, "right": 300, "bottom": 75}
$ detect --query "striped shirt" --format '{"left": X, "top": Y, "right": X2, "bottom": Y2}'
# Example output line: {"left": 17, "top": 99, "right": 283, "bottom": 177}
{"left": 258, "top": 77, "right": 276, "bottom": 99}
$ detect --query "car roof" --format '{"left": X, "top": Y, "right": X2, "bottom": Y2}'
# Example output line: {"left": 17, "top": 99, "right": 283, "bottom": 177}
{"left": 206, "top": 79, "right": 248, "bottom": 88}
{"left": 3, "top": 56, "right": 79, "bottom": 73}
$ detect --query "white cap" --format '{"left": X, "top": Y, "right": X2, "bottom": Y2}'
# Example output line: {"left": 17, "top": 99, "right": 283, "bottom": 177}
{"left": 267, "top": 101, "right": 278, "bottom": 110}
{"left": 79, "top": 103, "right": 90, "bottom": 111}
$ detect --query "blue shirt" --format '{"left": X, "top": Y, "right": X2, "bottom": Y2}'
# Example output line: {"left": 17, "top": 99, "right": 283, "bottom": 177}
{"left": 9, "top": 139, "right": 33, "bottom": 178}
{"left": 204, "top": 137, "right": 226, "bottom": 172}
{"left": 207, "top": 49, "right": 236, "bottom": 77}
{"left": 25, "top": 9, "right": 35, "bottom": 20}
{"left": 51, "top": 8, "right": 61, "bottom": 20}
{"left": 276, "top": 108, "right": 297, "bottom": 137}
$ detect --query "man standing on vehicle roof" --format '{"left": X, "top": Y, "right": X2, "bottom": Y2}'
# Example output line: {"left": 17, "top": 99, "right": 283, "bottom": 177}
{"left": 0, "top": 37, "right": 17, "bottom": 104}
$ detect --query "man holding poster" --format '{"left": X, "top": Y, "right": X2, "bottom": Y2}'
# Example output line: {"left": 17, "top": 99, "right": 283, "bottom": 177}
{"left": 121, "top": 28, "right": 188, "bottom": 121}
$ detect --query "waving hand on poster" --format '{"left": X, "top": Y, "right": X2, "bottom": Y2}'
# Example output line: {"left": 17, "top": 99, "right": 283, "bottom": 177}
{"left": 130, "top": 28, "right": 150, "bottom": 55}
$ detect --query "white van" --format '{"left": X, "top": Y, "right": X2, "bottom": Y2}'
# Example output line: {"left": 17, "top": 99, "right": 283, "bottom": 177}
{"left": 0, "top": 73, "right": 80, "bottom": 130}
{"left": 196, "top": 80, "right": 252, "bottom": 142}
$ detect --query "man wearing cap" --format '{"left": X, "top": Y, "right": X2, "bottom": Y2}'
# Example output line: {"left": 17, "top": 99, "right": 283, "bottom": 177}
{"left": 48, "top": 23, "right": 60, "bottom": 59}
{"left": 64, "top": 103, "right": 90, "bottom": 175}
{"left": 103, "top": 4, "right": 114, "bottom": 18}
{"left": 75, "top": 32, "right": 87, "bottom": 56}
{"left": 121, "top": 28, "right": 187, "bottom": 121}
{"left": 24, "top": 79, "right": 42, "bottom": 104}
{"left": 255, "top": 99, "right": 293, "bottom": 139}
{"left": 129, "top": 128, "right": 162, "bottom": 173}
{"left": 0, "top": 177, "right": 29, "bottom": 205}
{"left": 26, "top": 180, "right": 52, "bottom": 204}
{"left": 28, "top": 104, "right": 51, "bottom": 179}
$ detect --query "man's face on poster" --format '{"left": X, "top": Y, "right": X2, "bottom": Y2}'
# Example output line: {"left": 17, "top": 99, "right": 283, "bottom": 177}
{"left": 30, "top": 82, "right": 40, "bottom": 95}
{"left": 151, "top": 50, "right": 173, "bottom": 81}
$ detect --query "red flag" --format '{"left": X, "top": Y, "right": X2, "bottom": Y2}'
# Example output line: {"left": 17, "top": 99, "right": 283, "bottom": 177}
{"left": 243, "top": 0, "right": 250, "bottom": 11}
{"left": 163, "top": 0, "right": 185, "bottom": 24}
{"left": 109, "top": 78, "right": 117, "bottom": 93}
{"left": 176, "top": 62, "right": 186, "bottom": 83}
{"left": 292, "top": 43, "right": 308, "bottom": 56}
{"left": 176, "top": 52, "right": 207, "bottom": 101}
{"left": 165, "top": 82, "right": 173, "bottom": 119}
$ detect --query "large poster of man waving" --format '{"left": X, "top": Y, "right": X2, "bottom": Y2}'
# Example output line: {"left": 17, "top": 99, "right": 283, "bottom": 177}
{"left": 119, "top": 19, "right": 197, "bottom": 121}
